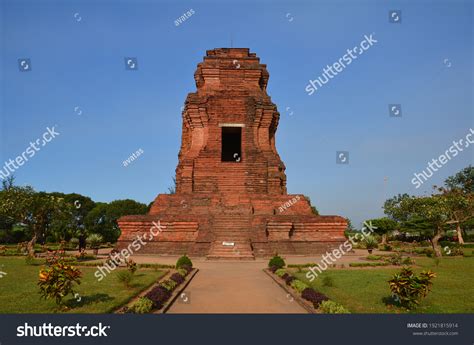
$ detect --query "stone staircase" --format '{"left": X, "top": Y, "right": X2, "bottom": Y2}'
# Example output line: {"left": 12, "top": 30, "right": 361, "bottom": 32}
{"left": 206, "top": 214, "right": 255, "bottom": 260}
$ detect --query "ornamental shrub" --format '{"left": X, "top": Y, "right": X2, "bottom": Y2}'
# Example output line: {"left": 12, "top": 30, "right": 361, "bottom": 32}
{"left": 319, "top": 300, "right": 350, "bottom": 314}
{"left": 38, "top": 261, "right": 82, "bottom": 305}
{"left": 301, "top": 288, "right": 329, "bottom": 308}
{"left": 176, "top": 255, "right": 193, "bottom": 269}
{"left": 275, "top": 268, "right": 286, "bottom": 277}
{"left": 388, "top": 267, "right": 436, "bottom": 309}
{"left": 290, "top": 279, "right": 309, "bottom": 293}
{"left": 170, "top": 272, "right": 185, "bottom": 285}
{"left": 160, "top": 279, "right": 178, "bottom": 292}
{"left": 268, "top": 255, "right": 285, "bottom": 269}
{"left": 129, "top": 297, "right": 153, "bottom": 314}
{"left": 116, "top": 270, "right": 134, "bottom": 288}
{"left": 145, "top": 286, "right": 171, "bottom": 310}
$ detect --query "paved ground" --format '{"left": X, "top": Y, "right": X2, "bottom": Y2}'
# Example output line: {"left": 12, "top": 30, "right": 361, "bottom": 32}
{"left": 124, "top": 249, "right": 375, "bottom": 313}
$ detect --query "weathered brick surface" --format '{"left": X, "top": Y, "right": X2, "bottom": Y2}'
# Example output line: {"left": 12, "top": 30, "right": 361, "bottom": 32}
{"left": 117, "top": 48, "right": 347, "bottom": 258}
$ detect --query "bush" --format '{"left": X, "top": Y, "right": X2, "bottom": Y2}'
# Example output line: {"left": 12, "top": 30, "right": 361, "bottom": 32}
{"left": 268, "top": 255, "right": 286, "bottom": 269}
{"left": 320, "top": 300, "right": 350, "bottom": 314}
{"left": 145, "top": 286, "right": 171, "bottom": 310}
{"left": 177, "top": 268, "right": 188, "bottom": 277}
{"left": 116, "top": 270, "right": 134, "bottom": 288}
{"left": 269, "top": 265, "right": 279, "bottom": 273}
{"left": 128, "top": 297, "right": 153, "bottom": 314}
{"left": 322, "top": 276, "right": 334, "bottom": 287}
{"left": 275, "top": 268, "right": 286, "bottom": 277}
{"left": 388, "top": 267, "right": 436, "bottom": 309}
{"left": 381, "top": 244, "right": 392, "bottom": 251}
{"left": 38, "top": 261, "right": 82, "bottom": 305}
{"left": 290, "top": 279, "right": 309, "bottom": 293}
{"left": 160, "top": 279, "right": 178, "bottom": 292}
{"left": 86, "top": 234, "right": 103, "bottom": 255}
{"left": 285, "top": 275, "right": 295, "bottom": 286}
{"left": 69, "top": 238, "right": 79, "bottom": 249}
{"left": 349, "top": 262, "right": 389, "bottom": 267}
{"left": 176, "top": 255, "right": 193, "bottom": 269}
{"left": 170, "top": 272, "right": 185, "bottom": 285}
{"left": 364, "top": 236, "right": 378, "bottom": 250}
{"left": 301, "top": 288, "right": 329, "bottom": 308}
{"left": 366, "top": 255, "right": 382, "bottom": 261}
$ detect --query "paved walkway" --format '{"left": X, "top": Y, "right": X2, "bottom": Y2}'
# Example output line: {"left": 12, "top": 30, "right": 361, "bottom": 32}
{"left": 126, "top": 249, "right": 375, "bottom": 313}
{"left": 167, "top": 261, "right": 306, "bottom": 313}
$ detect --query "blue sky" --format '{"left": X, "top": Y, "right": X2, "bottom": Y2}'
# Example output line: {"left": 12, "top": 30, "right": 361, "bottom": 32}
{"left": 1, "top": 0, "right": 472, "bottom": 227}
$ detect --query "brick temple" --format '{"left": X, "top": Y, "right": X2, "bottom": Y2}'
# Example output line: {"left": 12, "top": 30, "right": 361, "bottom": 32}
{"left": 117, "top": 48, "right": 347, "bottom": 259}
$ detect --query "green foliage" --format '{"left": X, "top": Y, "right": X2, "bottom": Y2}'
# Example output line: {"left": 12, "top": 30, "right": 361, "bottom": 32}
{"left": 322, "top": 275, "right": 334, "bottom": 287}
{"left": 349, "top": 262, "right": 389, "bottom": 267}
{"left": 268, "top": 255, "right": 286, "bottom": 269}
{"left": 159, "top": 279, "right": 178, "bottom": 292}
{"left": 445, "top": 165, "right": 474, "bottom": 193}
{"left": 177, "top": 268, "right": 188, "bottom": 277}
{"left": 69, "top": 238, "right": 79, "bottom": 249}
{"left": 319, "top": 300, "right": 350, "bottom": 314}
{"left": 116, "top": 270, "right": 134, "bottom": 288}
{"left": 37, "top": 261, "right": 82, "bottom": 305}
{"left": 366, "top": 255, "right": 382, "bottom": 261}
{"left": 365, "top": 217, "right": 398, "bottom": 236}
{"left": 176, "top": 255, "right": 193, "bottom": 269}
{"left": 128, "top": 297, "right": 153, "bottom": 314}
{"left": 86, "top": 234, "right": 103, "bottom": 250}
{"left": 275, "top": 268, "right": 287, "bottom": 277}
{"left": 84, "top": 200, "right": 147, "bottom": 243}
{"left": 388, "top": 267, "right": 436, "bottom": 309}
{"left": 290, "top": 279, "right": 309, "bottom": 293}
{"left": 363, "top": 236, "right": 378, "bottom": 250}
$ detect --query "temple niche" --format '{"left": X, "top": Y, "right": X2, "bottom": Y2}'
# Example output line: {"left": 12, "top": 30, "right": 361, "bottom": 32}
{"left": 117, "top": 48, "right": 347, "bottom": 259}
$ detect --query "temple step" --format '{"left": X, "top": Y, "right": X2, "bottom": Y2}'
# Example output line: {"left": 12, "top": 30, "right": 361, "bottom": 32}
{"left": 206, "top": 240, "right": 255, "bottom": 260}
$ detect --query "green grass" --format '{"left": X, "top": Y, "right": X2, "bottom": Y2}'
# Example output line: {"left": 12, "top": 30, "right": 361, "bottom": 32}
{"left": 0, "top": 257, "right": 165, "bottom": 313}
{"left": 294, "top": 256, "right": 474, "bottom": 313}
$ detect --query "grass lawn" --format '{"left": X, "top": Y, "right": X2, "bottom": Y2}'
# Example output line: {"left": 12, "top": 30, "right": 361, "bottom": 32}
{"left": 294, "top": 256, "right": 474, "bottom": 313}
{"left": 0, "top": 257, "right": 166, "bottom": 313}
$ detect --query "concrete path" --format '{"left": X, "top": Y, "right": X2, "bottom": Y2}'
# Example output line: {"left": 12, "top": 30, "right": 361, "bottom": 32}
{"left": 166, "top": 261, "right": 306, "bottom": 314}
{"left": 125, "top": 249, "right": 375, "bottom": 313}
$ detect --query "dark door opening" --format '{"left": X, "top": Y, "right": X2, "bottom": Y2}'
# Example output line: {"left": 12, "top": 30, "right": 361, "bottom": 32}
{"left": 221, "top": 127, "right": 242, "bottom": 162}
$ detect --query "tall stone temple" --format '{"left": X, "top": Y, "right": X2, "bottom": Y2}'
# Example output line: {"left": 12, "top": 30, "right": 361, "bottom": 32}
{"left": 117, "top": 48, "right": 346, "bottom": 259}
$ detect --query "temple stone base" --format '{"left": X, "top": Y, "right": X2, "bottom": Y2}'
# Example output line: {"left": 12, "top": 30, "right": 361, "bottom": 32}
{"left": 117, "top": 193, "right": 346, "bottom": 259}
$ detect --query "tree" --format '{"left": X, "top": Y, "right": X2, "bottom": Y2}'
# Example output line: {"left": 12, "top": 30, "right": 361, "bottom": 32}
{"left": 365, "top": 217, "right": 398, "bottom": 244}
{"left": 384, "top": 194, "right": 450, "bottom": 257}
{"left": 85, "top": 200, "right": 148, "bottom": 243}
{"left": 445, "top": 165, "right": 474, "bottom": 193}
{"left": 437, "top": 187, "right": 474, "bottom": 244}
